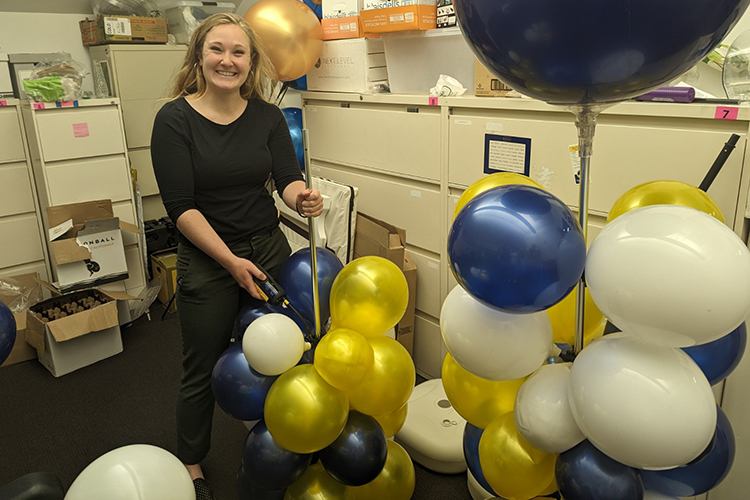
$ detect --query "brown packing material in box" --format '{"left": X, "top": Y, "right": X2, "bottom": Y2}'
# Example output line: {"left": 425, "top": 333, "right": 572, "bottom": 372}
{"left": 395, "top": 251, "right": 417, "bottom": 356}
{"left": 474, "top": 58, "right": 513, "bottom": 97}
{"left": 353, "top": 213, "right": 405, "bottom": 269}
{"left": 0, "top": 273, "right": 42, "bottom": 368}
{"left": 151, "top": 251, "right": 178, "bottom": 314}
{"left": 80, "top": 15, "right": 168, "bottom": 46}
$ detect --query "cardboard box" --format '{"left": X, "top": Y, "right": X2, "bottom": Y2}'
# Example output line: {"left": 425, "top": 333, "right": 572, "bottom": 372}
{"left": 322, "top": 0, "right": 363, "bottom": 40}
{"left": 47, "top": 200, "right": 140, "bottom": 293}
{"left": 354, "top": 213, "right": 405, "bottom": 268}
{"left": 360, "top": 2, "right": 436, "bottom": 34}
{"left": 396, "top": 251, "right": 417, "bottom": 356}
{"left": 0, "top": 273, "right": 42, "bottom": 368}
{"left": 80, "top": 15, "right": 168, "bottom": 46}
{"left": 151, "top": 251, "right": 178, "bottom": 314}
{"left": 26, "top": 287, "right": 129, "bottom": 377}
{"left": 307, "top": 38, "right": 389, "bottom": 93}
{"left": 474, "top": 58, "right": 513, "bottom": 97}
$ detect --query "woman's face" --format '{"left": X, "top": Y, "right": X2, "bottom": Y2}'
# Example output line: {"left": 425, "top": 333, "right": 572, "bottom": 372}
{"left": 199, "top": 23, "right": 252, "bottom": 96}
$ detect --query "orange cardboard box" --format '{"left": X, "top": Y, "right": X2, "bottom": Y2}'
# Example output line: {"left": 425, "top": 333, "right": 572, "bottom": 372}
{"left": 360, "top": 4, "right": 436, "bottom": 34}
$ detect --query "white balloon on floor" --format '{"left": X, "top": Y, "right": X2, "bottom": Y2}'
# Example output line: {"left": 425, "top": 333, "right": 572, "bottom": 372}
{"left": 514, "top": 362, "right": 585, "bottom": 454}
{"left": 64, "top": 444, "right": 195, "bottom": 500}
{"left": 440, "top": 286, "right": 552, "bottom": 381}
{"left": 569, "top": 333, "right": 717, "bottom": 470}
{"left": 242, "top": 313, "right": 305, "bottom": 376}
{"left": 586, "top": 205, "right": 750, "bottom": 347}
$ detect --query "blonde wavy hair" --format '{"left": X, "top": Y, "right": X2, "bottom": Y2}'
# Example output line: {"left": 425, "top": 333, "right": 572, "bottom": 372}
{"left": 169, "top": 12, "right": 277, "bottom": 101}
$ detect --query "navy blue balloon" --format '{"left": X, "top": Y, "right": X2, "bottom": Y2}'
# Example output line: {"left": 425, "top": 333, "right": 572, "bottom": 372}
{"left": 683, "top": 323, "right": 747, "bottom": 385}
{"left": 237, "top": 297, "right": 313, "bottom": 337}
{"left": 237, "top": 463, "right": 287, "bottom": 500}
{"left": 0, "top": 301, "right": 16, "bottom": 366}
{"left": 556, "top": 440, "right": 644, "bottom": 500}
{"left": 241, "top": 420, "right": 312, "bottom": 490}
{"left": 319, "top": 410, "right": 388, "bottom": 486}
{"left": 291, "top": 75, "right": 308, "bottom": 91}
{"left": 282, "top": 107, "right": 304, "bottom": 170}
{"left": 279, "top": 247, "right": 343, "bottom": 328}
{"left": 302, "top": 0, "right": 322, "bottom": 18}
{"left": 211, "top": 342, "right": 278, "bottom": 421}
{"left": 448, "top": 185, "right": 586, "bottom": 313}
{"left": 463, "top": 423, "right": 499, "bottom": 496}
{"left": 641, "top": 405, "right": 735, "bottom": 497}
{"left": 454, "top": 0, "right": 749, "bottom": 104}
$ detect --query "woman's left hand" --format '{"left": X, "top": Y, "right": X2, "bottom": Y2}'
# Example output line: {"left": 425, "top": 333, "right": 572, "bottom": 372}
{"left": 296, "top": 188, "right": 324, "bottom": 218}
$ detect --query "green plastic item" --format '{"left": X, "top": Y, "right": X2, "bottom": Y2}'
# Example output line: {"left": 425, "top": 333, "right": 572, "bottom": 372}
{"left": 22, "top": 76, "right": 65, "bottom": 102}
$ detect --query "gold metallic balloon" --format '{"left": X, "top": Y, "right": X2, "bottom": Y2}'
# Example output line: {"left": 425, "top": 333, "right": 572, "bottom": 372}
{"left": 314, "top": 328, "right": 375, "bottom": 391}
{"left": 348, "top": 441, "right": 415, "bottom": 500}
{"left": 538, "top": 476, "right": 558, "bottom": 496}
{"left": 347, "top": 336, "right": 415, "bottom": 416}
{"left": 454, "top": 173, "right": 544, "bottom": 220}
{"left": 479, "top": 412, "right": 557, "bottom": 500}
{"left": 330, "top": 257, "right": 409, "bottom": 338}
{"left": 264, "top": 364, "right": 349, "bottom": 454}
{"left": 243, "top": 0, "right": 323, "bottom": 81}
{"left": 546, "top": 286, "right": 606, "bottom": 348}
{"left": 442, "top": 353, "right": 525, "bottom": 429}
{"left": 284, "top": 463, "right": 353, "bottom": 500}
{"left": 373, "top": 403, "right": 408, "bottom": 438}
{"left": 607, "top": 180, "right": 725, "bottom": 223}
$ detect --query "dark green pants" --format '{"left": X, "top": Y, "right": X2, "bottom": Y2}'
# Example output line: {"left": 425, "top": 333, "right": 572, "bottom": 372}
{"left": 174, "top": 226, "right": 291, "bottom": 464}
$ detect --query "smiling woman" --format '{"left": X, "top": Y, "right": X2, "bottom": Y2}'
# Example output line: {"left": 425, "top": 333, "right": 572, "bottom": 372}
{"left": 149, "top": 12, "right": 325, "bottom": 500}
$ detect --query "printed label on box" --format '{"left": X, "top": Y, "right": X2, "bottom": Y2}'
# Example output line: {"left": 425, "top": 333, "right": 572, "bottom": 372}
{"left": 104, "top": 17, "right": 132, "bottom": 36}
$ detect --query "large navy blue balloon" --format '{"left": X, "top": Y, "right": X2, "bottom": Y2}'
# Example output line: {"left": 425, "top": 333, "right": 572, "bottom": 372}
{"left": 0, "top": 301, "right": 16, "bottom": 366}
{"left": 683, "top": 323, "right": 747, "bottom": 386}
{"left": 282, "top": 107, "right": 304, "bottom": 170}
{"left": 279, "top": 247, "right": 343, "bottom": 327}
{"left": 463, "top": 423, "right": 499, "bottom": 496}
{"left": 448, "top": 185, "right": 586, "bottom": 313}
{"left": 211, "top": 343, "right": 278, "bottom": 421}
{"left": 241, "top": 420, "right": 312, "bottom": 490}
{"left": 319, "top": 410, "right": 387, "bottom": 486}
{"left": 237, "top": 463, "right": 287, "bottom": 500}
{"left": 454, "top": 0, "right": 749, "bottom": 104}
{"left": 641, "top": 405, "right": 735, "bottom": 497}
{"left": 556, "top": 440, "right": 644, "bottom": 500}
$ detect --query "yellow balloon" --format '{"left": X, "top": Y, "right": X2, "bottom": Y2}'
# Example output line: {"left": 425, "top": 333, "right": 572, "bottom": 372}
{"left": 607, "top": 180, "right": 725, "bottom": 223}
{"left": 442, "top": 353, "right": 526, "bottom": 429}
{"left": 347, "top": 336, "right": 415, "bottom": 416}
{"left": 264, "top": 365, "right": 349, "bottom": 453}
{"left": 243, "top": 0, "right": 323, "bottom": 81}
{"left": 349, "top": 441, "right": 415, "bottom": 500}
{"left": 373, "top": 403, "right": 408, "bottom": 438}
{"left": 454, "top": 173, "right": 544, "bottom": 220}
{"left": 314, "top": 328, "right": 374, "bottom": 391}
{"left": 479, "top": 412, "right": 557, "bottom": 500}
{"left": 284, "top": 463, "right": 352, "bottom": 500}
{"left": 546, "top": 286, "right": 606, "bottom": 348}
{"left": 330, "top": 257, "right": 409, "bottom": 338}
{"left": 539, "top": 476, "right": 558, "bottom": 496}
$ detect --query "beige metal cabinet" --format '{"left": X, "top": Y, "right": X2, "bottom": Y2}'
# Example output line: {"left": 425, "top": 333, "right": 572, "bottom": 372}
{"left": 21, "top": 99, "right": 146, "bottom": 305}
{"left": 0, "top": 99, "right": 50, "bottom": 282}
{"left": 88, "top": 44, "right": 186, "bottom": 221}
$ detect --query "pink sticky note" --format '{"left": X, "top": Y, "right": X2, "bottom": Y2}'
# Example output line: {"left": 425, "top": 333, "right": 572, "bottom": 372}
{"left": 33, "top": 102, "right": 45, "bottom": 110}
{"left": 0, "top": 100, "right": 7, "bottom": 107}
{"left": 715, "top": 106, "right": 739, "bottom": 120}
{"left": 428, "top": 97, "right": 438, "bottom": 106}
{"left": 73, "top": 123, "right": 90, "bottom": 138}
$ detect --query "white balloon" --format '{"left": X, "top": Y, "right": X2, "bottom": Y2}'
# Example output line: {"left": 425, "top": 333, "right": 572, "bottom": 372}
{"left": 644, "top": 491, "right": 679, "bottom": 500}
{"left": 586, "top": 205, "right": 750, "bottom": 347}
{"left": 569, "top": 333, "right": 717, "bottom": 470}
{"left": 514, "top": 363, "right": 585, "bottom": 454}
{"left": 242, "top": 313, "right": 304, "bottom": 376}
{"left": 440, "top": 286, "right": 552, "bottom": 381}
{"left": 64, "top": 445, "right": 194, "bottom": 500}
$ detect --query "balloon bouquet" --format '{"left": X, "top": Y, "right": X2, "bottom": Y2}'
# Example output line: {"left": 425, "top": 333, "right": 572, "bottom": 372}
{"left": 442, "top": 0, "right": 750, "bottom": 499}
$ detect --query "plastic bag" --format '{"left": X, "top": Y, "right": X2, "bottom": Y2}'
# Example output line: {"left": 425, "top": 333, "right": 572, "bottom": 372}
{"left": 430, "top": 74, "right": 467, "bottom": 96}
{"left": 91, "top": 0, "right": 161, "bottom": 17}
{"left": 0, "top": 277, "right": 43, "bottom": 315}
{"left": 22, "top": 54, "right": 86, "bottom": 102}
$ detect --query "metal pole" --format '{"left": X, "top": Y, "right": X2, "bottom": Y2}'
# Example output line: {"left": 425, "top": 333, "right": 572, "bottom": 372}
{"left": 302, "top": 129, "right": 322, "bottom": 339}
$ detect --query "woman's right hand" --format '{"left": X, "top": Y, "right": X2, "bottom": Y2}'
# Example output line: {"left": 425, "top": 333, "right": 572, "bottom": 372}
{"left": 225, "top": 255, "right": 267, "bottom": 301}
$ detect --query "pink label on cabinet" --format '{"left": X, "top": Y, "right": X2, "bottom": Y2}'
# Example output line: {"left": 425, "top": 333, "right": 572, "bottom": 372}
{"left": 714, "top": 106, "right": 739, "bottom": 120}
{"left": 60, "top": 101, "right": 75, "bottom": 107}
{"left": 428, "top": 97, "right": 438, "bottom": 106}
{"left": 0, "top": 100, "right": 7, "bottom": 107}
{"left": 73, "top": 123, "right": 90, "bottom": 138}
{"left": 33, "top": 102, "right": 45, "bottom": 110}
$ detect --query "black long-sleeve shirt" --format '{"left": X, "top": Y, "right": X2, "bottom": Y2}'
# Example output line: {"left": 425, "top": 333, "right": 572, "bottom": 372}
{"left": 150, "top": 97, "right": 303, "bottom": 245}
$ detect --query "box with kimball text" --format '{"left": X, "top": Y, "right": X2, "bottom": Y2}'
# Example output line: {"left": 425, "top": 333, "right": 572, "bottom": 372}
{"left": 46, "top": 200, "right": 140, "bottom": 292}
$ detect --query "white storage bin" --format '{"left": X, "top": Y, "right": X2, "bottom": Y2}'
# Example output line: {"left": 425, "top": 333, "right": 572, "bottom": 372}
{"left": 165, "top": 1, "right": 236, "bottom": 44}
{"left": 382, "top": 26, "right": 476, "bottom": 94}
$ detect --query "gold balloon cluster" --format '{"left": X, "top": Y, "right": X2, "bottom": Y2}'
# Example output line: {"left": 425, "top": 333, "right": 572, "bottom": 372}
{"left": 263, "top": 256, "right": 416, "bottom": 499}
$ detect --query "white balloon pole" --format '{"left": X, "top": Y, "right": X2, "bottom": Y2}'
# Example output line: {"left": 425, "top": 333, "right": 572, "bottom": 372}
{"left": 302, "top": 129, "right": 322, "bottom": 339}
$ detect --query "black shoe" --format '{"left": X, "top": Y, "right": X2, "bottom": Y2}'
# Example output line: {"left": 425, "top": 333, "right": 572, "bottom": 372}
{"left": 193, "top": 478, "right": 214, "bottom": 500}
